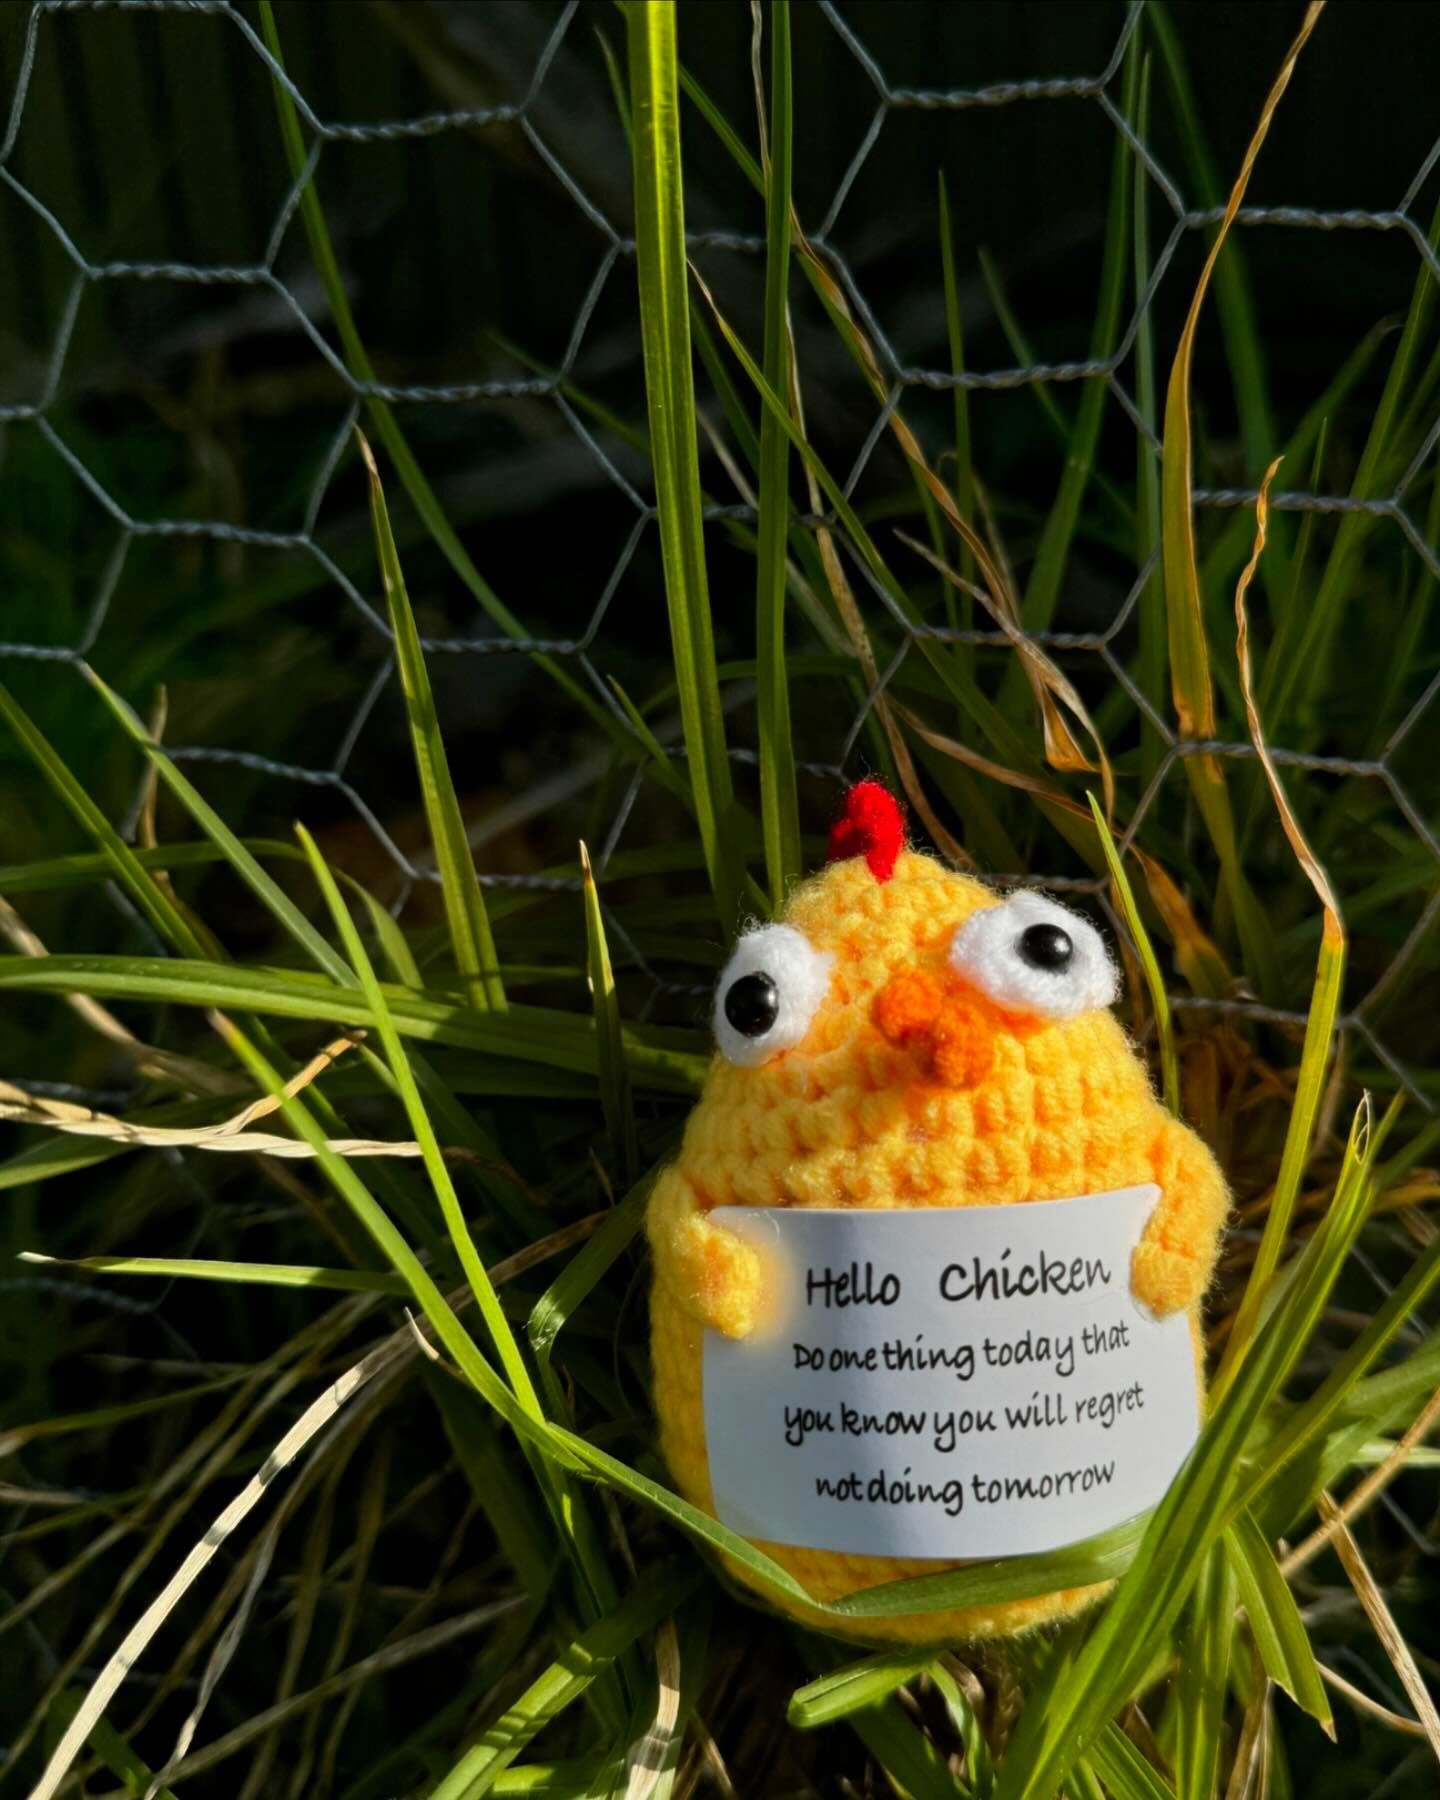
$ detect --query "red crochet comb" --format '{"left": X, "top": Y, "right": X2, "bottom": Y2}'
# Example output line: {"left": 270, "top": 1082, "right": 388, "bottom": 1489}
{"left": 825, "top": 779, "right": 906, "bottom": 882}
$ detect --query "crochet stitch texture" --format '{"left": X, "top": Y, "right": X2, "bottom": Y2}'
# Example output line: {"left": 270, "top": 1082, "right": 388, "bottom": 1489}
{"left": 648, "top": 838, "right": 1229, "bottom": 1644}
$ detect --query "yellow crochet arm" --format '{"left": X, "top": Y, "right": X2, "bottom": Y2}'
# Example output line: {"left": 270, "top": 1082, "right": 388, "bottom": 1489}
{"left": 1130, "top": 1114, "right": 1230, "bottom": 1318}
{"left": 647, "top": 1165, "right": 763, "bottom": 1339}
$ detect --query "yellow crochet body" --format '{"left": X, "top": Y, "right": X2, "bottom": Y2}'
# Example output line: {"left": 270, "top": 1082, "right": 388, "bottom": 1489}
{"left": 648, "top": 849, "right": 1228, "bottom": 1644}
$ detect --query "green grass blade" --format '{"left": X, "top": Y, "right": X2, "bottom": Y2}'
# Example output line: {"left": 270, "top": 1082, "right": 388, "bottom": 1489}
{"left": 580, "top": 842, "right": 638, "bottom": 1187}
{"left": 937, "top": 171, "right": 975, "bottom": 664}
{"left": 82, "top": 668, "right": 349, "bottom": 982}
{"left": 627, "top": 0, "right": 741, "bottom": 932}
{"left": 1088, "top": 793, "right": 1178, "bottom": 1115}
{"left": 1089, "top": 1725, "right": 1175, "bottom": 1800}
{"left": 0, "top": 681, "right": 205, "bottom": 958}
{"left": 929, "top": 1661, "right": 994, "bottom": 1798}
{"left": 1172, "top": 1542, "right": 1235, "bottom": 1800}
{"left": 1157, "top": 6, "right": 1323, "bottom": 1000}
{"left": 253, "top": 1, "right": 617, "bottom": 744}
{"left": 992, "top": 1092, "right": 1386, "bottom": 1800}
{"left": 1148, "top": 0, "right": 1275, "bottom": 473}
{"left": 293, "top": 825, "right": 536, "bottom": 1399}
{"left": 794, "top": 1640, "right": 962, "bottom": 1800}
{"left": 0, "top": 954, "right": 708, "bottom": 1092}
{"left": 1004, "top": 24, "right": 1134, "bottom": 676}
{"left": 550, "top": 1418, "right": 1150, "bottom": 1622}
{"left": 1131, "top": 51, "right": 1166, "bottom": 790}
{"left": 1284, "top": 198, "right": 1440, "bottom": 724}
{"left": 786, "top": 1649, "right": 934, "bottom": 1729}
{"left": 1213, "top": 917, "right": 1346, "bottom": 1400}
{"left": 358, "top": 434, "right": 505, "bottom": 1012}
{"left": 754, "top": 0, "right": 800, "bottom": 908}
{"left": 528, "top": 1175, "right": 650, "bottom": 1384}
{"left": 46, "top": 1690, "right": 180, "bottom": 1800}
{"left": 20, "top": 1252, "right": 407, "bottom": 1293}
{"left": 429, "top": 1376, "right": 556, "bottom": 1604}
{"left": 293, "top": 823, "right": 628, "bottom": 1659}
{"left": 425, "top": 1563, "right": 698, "bottom": 1800}
{"left": 1237, "top": 1233, "right": 1440, "bottom": 1517}
{"left": 1227, "top": 1509, "right": 1333, "bottom": 1730}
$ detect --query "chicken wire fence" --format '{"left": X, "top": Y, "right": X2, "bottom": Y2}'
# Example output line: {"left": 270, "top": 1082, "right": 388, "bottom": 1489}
{"left": 1, "top": 0, "right": 1438, "bottom": 1112}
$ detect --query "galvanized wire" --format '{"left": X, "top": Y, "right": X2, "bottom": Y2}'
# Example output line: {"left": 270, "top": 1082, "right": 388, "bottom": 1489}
{"left": 0, "top": 0, "right": 1437, "bottom": 1108}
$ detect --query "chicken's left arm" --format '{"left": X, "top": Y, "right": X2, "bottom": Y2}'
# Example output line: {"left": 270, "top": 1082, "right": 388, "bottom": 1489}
{"left": 1131, "top": 1114, "right": 1230, "bottom": 1317}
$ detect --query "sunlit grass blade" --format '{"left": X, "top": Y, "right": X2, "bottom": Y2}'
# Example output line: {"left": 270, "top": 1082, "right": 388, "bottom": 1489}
{"left": 82, "top": 667, "right": 350, "bottom": 982}
{"left": 46, "top": 1689, "right": 180, "bottom": 1800}
{"left": 754, "top": 0, "right": 800, "bottom": 908}
{"left": 1089, "top": 1724, "right": 1175, "bottom": 1800}
{"left": 992, "top": 1090, "right": 1387, "bottom": 1800}
{"left": 786, "top": 1648, "right": 934, "bottom": 1729}
{"left": 358, "top": 433, "right": 504, "bottom": 1013}
{"left": 1148, "top": 0, "right": 1277, "bottom": 475}
{"left": 1088, "top": 793, "right": 1179, "bottom": 1115}
{"left": 1173, "top": 1543, "right": 1236, "bottom": 1800}
{"left": 1236, "top": 1234, "right": 1440, "bottom": 1518}
{"left": 1214, "top": 463, "right": 1347, "bottom": 1399}
{"left": 794, "top": 1639, "right": 958, "bottom": 1800}
{"left": 929, "top": 1661, "right": 995, "bottom": 1798}
{"left": 547, "top": 1418, "right": 1150, "bottom": 1623}
{"left": 0, "top": 680, "right": 206, "bottom": 958}
{"left": 294, "top": 823, "right": 629, "bottom": 1660}
{"left": 580, "top": 841, "right": 638, "bottom": 1187}
{"left": 425, "top": 1563, "right": 697, "bottom": 1800}
{"left": 528, "top": 1174, "right": 650, "bottom": 1392}
{"left": 430, "top": 1378, "right": 556, "bottom": 1605}
{"left": 0, "top": 953, "right": 709, "bottom": 1092}
{"left": 1159, "top": 7, "right": 1324, "bottom": 997}
{"left": 20, "top": 1252, "right": 407, "bottom": 1294}
{"left": 627, "top": 1, "right": 741, "bottom": 932}
{"left": 293, "top": 826, "right": 538, "bottom": 1405}
{"left": 1226, "top": 1509, "right": 1333, "bottom": 1731}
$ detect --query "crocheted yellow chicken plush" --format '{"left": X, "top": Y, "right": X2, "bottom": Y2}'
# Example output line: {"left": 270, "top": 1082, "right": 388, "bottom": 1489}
{"left": 648, "top": 781, "right": 1229, "bottom": 1643}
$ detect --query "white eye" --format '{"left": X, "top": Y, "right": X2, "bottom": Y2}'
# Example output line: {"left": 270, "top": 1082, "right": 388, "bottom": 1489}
{"left": 713, "top": 924, "right": 834, "bottom": 1067}
{"left": 948, "top": 893, "right": 1117, "bottom": 1019}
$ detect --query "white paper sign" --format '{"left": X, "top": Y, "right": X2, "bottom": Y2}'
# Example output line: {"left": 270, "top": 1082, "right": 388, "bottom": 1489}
{"left": 703, "top": 1186, "right": 1199, "bottom": 1559}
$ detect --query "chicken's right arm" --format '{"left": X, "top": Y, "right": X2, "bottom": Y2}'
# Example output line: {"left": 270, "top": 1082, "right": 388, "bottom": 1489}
{"left": 647, "top": 1166, "right": 762, "bottom": 1339}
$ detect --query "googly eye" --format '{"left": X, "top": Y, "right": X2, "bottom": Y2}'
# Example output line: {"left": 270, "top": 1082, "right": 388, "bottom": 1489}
{"left": 948, "top": 893, "right": 1117, "bottom": 1019}
{"left": 713, "top": 924, "right": 834, "bottom": 1067}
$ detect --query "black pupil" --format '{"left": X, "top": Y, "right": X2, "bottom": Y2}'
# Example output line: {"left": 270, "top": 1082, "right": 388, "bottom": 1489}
{"left": 724, "top": 971, "right": 780, "bottom": 1038}
{"left": 1018, "top": 922, "right": 1073, "bottom": 972}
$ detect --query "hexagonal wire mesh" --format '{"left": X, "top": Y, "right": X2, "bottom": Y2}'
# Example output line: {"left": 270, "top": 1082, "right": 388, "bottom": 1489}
{"left": 0, "top": 0, "right": 1437, "bottom": 1116}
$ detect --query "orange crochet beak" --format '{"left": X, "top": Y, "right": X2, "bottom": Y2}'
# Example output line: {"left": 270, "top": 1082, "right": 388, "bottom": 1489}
{"left": 873, "top": 966, "right": 999, "bottom": 1089}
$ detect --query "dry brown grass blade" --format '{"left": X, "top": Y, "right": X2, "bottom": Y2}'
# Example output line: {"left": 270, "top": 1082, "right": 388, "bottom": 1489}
{"left": 158, "top": 1598, "right": 525, "bottom": 1786}
{"left": 779, "top": 318, "right": 970, "bottom": 867}
{"left": 2, "top": 1296, "right": 381, "bottom": 1780}
{"left": 788, "top": 229, "right": 1112, "bottom": 804}
{"left": 0, "top": 1034, "right": 425, "bottom": 1160}
{"left": 1282, "top": 1385, "right": 1440, "bottom": 1578}
{"left": 1317, "top": 1662, "right": 1435, "bottom": 1739}
{"left": 25, "top": 1297, "right": 394, "bottom": 1800}
{"left": 895, "top": 529, "right": 1114, "bottom": 811}
{"left": 899, "top": 701, "right": 1225, "bottom": 994}
{"left": 1234, "top": 458, "right": 1343, "bottom": 933}
{"left": 1221, "top": 1654, "right": 1270, "bottom": 1800}
{"left": 624, "top": 1615, "right": 684, "bottom": 1800}
{"left": 1165, "top": 1, "right": 1327, "bottom": 744}
{"left": 1314, "top": 1491, "right": 1440, "bottom": 1763}
{"left": 0, "top": 893, "right": 241, "bottom": 1096}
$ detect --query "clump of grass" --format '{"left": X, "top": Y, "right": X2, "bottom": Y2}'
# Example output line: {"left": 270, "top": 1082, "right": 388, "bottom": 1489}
{"left": 3, "top": 3, "right": 1439, "bottom": 1798}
